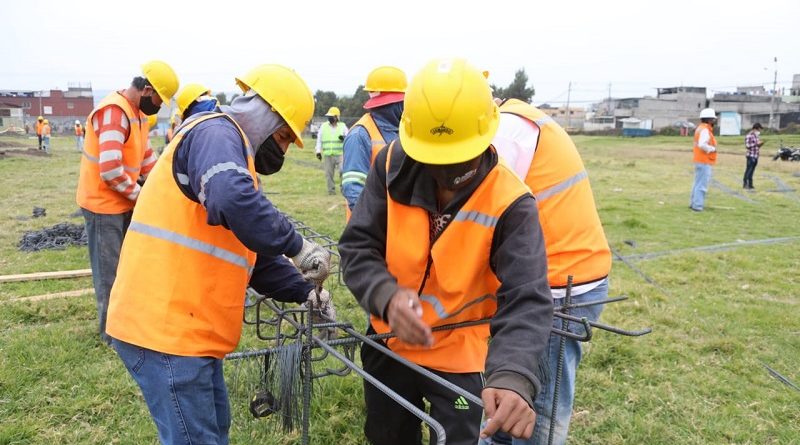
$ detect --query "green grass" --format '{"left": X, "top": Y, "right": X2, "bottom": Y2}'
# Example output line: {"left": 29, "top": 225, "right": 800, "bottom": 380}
{"left": 1, "top": 133, "right": 799, "bottom": 444}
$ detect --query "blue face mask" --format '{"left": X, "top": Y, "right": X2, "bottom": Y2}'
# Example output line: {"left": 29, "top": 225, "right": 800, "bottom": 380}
{"left": 186, "top": 98, "right": 218, "bottom": 117}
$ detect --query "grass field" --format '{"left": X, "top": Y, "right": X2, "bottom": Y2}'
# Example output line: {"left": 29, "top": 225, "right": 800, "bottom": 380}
{"left": 1, "top": 131, "right": 799, "bottom": 445}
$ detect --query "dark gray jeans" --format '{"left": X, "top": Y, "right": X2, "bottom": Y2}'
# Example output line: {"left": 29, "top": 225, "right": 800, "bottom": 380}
{"left": 82, "top": 208, "right": 132, "bottom": 344}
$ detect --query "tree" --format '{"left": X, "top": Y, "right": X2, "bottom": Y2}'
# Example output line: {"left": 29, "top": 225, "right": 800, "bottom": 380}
{"left": 492, "top": 68, "right": 535, "bottom": 103}
{"left": 339, "top": 85, "right": 369, "bottom": 122}
{"left": 215, "top": 92, "right": 228, "bottom": 106}
{"left": 314, "top": 90, "right": 339, "bottom": 117}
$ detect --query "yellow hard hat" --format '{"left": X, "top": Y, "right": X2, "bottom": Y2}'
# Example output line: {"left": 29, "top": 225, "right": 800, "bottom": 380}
{"left": 176, "top": 83, "right": 211, "bottom": 115}
{"left": 325, "top": 107, "right": 340, "bottom": 117}
{"left": 37, "top": 116, "right": 43, "bottom": 120}
{"left": 235, "top": 64, "right": 314, "bottom": 148}
{"left": 147, "top": 114, "right": 158, "bottom": 128}
{"left": 141, "top": 60, "right": 180, "bottom": 104}
{"left": 43, "top": 119, "right": 49, "bottom": 124}
{"left": 365, "top": 66, "right": 407, "bottom": 93}
{"left": 400, "top": 58, "right": 499, "bottom": 165}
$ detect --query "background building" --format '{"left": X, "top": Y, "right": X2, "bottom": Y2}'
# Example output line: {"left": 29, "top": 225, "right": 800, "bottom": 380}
{"left": 0, "top": 83, "right": 93, "bottom": 133}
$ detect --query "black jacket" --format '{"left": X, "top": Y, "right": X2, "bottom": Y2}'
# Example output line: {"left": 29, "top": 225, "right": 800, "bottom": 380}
{"left": 339, "top": 141, "right": 553, "bottom": 405}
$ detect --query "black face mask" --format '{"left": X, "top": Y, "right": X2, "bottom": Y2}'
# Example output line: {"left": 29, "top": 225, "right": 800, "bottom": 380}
{"left": 139, "top": 94, "right": 161, "bottom": 116}
{"left": 254, "top": 135, "right": 285, "bottom": 175}
{"left": 424, "top": 158, "right": 479, "bottom": 191}
{"left": 327, "top": 117, "right": 337, "bottom": 125}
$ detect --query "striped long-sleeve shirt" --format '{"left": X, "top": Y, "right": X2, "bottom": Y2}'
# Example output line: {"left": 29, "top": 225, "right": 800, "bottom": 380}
{"left": 91, "top": 105, "right": 157, "bottom": 201}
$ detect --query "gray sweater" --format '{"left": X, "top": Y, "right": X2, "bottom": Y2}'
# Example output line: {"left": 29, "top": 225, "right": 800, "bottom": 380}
{"left": 339, "top": 141, "right": 553, "bottom": 406}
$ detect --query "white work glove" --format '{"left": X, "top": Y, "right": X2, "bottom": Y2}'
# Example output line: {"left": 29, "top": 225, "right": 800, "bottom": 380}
{"left": 291, "top": 238, "right": 331, "bottom": 283}
{"left": 707, "top": 146, "right": 716, "bottom": 153}
{"left": 302, "top": 288, "right": 337, "bottom": 339}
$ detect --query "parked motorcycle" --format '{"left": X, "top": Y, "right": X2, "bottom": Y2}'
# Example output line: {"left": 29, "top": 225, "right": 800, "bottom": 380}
{"left": 772, "top": 142, "right": 800, "bottom": 161}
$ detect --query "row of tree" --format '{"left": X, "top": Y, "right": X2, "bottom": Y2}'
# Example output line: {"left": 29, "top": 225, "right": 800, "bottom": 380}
{"left": 214, "top": 69, "right": 535, "bottom": 120}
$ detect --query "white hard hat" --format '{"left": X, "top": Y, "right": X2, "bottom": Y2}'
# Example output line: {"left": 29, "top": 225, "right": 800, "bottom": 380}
{"left": 699, "top": 108, "right": 716, "bottom": 119}
{"left": 75, "top": 120, "right": 80, "bottom": 124}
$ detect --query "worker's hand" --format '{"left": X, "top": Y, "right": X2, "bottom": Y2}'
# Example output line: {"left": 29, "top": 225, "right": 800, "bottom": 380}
{"left": 479, "top": 388, "right": 535, "bottom": 440}
{"left": 338, "top": 135, "right": 345, "bottom": 141}
{"left": 316, "top": 153, "right": 322, "bottom": 161}
{"left": 291, "top": 238, "right": 331, "bottom": 283}
{"left": 304, "top": 287, "right": 337, "bottom": 339}
{"left": 386, "top": 288, "right": 433, "bottom": 347}
{"left": 708, "top": 146, "right": 716, "bottom": 153}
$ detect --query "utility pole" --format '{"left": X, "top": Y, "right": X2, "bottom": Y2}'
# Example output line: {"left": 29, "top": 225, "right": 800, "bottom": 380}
{"left": 566, "top": 81, "right": 572, "bottom": 129}
{"left": 607, "top": 83, "right": 612, "bottom": 115}
{"left": 768, "top": 57, "right": 778, "bottom": 130}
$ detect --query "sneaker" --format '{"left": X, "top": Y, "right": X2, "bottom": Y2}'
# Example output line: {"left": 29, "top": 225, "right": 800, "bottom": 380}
{"left": 689, "top": 206, "right": 703, "bottom": 212}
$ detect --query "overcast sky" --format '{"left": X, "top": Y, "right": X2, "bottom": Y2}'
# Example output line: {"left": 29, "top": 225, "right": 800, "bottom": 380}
{"left": 2, "top": 0, "right": 798, "bottom": 107}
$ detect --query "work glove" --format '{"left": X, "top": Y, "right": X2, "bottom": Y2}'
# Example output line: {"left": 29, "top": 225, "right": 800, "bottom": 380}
{"left": 708, "top": 147, "right": 716, "bottom": 153}
{"left": 338, "top": 135, "right": 344, "bottom": 141}
{"left": 316, "top": 153, "right": 322, "bottom": 161}
{"left": 291, "top": 238, "right": 331, "bottom": 283}
{"left": 302, "top": 287, "right": 338, "bottom": 339}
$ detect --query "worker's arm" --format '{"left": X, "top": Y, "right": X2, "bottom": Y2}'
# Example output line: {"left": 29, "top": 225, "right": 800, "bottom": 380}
{"left": 180, "top": 118, "right": 304, "bottom": 257}
{"left": 341, "top": 126, "right": 374, "bottom": 210}
{"left": 91, "top": 104, "right": 141, "bottom": 201}
{"left": 315, "top": 122, "right": 324, "bottom": 155}
{"left": 339, "top": 147, "right": 397, "bottom": 318}
{"left": 249, "top": 254, "right": 313, "bottom": 303}
{"left": 697, "top": 128, "right": 716, "bottom": 153}
{"left": 485, "top": 195, "right": 553, "bottom": 407}
{"left": 138, "top": 137, "right": 158, "bottom": 180}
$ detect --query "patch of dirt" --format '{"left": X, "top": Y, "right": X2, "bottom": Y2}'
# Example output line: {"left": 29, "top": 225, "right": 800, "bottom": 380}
{"left": 0, "top": 148, "right": 49, "bottom": 158}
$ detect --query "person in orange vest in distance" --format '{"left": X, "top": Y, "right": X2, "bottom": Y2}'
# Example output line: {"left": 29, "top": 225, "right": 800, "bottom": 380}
{"left": 106, "top": 64, "right": 333, "bottom": 445}
{"left": 339, "top": 58, "right": 553, "bottom": 445}
{"left": 481, "top": 98, "right": 612, "bottom": 445}
{"left": 35, "top": 116, "right": 44, "bottom": 150}
{"left": 74, "top": 119, "right": 85, "bottom": 151}
{"left": 75, "top": 60, "right": 179, "bottom": 345}
{"left": 341, "top": 66, "right": 406, "bottom": 220}
{"left": 690, "top": 108, "right": 718, "bottom": 211}
{"left": 41, "top": 119, "right": 52, "bottom": 153}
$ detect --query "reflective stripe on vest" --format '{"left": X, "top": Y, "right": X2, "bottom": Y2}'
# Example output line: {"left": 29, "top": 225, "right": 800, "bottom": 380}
{"left": 350, "top": 113, "right": 386, "bottom": 163}
{"left": 320, "top": 122, "right": 346, "bottom": 155}
{"left": 693, "top": 123, "right": 717, "bottom": 165}
{"left": 106, "top": 112, "right": 258, "bottom": 358}
{"left": 76, "top": 92, "right": 149, "bottom": 213}
{"left": 371, "top": 141, "right": 530, "bottom": 373}
{"left": 499, "top": 99, "right": 611, "bottom": 288}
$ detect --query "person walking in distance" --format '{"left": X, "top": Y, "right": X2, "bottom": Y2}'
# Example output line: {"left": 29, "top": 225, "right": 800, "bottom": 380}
{"left": 689, "top": 108, "right": 717, "bottom": 212}
{"left": 743, "top": 122, "right": 764, "bottom": 190}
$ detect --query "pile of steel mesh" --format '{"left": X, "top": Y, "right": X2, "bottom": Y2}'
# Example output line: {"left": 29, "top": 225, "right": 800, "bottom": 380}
{"left": 18, "top": 222, "right": 87, "bottom": 252}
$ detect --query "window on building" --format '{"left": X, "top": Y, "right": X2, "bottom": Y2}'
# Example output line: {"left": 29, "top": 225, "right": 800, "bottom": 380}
{"left": 67, "top": 102, "right": 74, "bottom": 109}
{"left": 22, "top": 101, "right": 31, "bottom": 109}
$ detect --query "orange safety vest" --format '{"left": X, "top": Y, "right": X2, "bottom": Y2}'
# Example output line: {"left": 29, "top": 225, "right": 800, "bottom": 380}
{"left": 36, "top": 121, "right": 44, "bottom": 136}
{"left": 42, "top": 124, "right": 51, "bottom": 136}
{"left": 693, "top": 123, "right": 717, "bottom": 165}
{"left": 76, "top": 92, "right": 149, "bottom": 214}
{"left": 499, "top": 99, "right": 611, "bottom": 288}
{"left": 75, "top": 124, "right": 83, "bottom": 136}
{"left": 344, "top": 113, "right": 387, "bottom": 222}
{"left": 371, "top": 142, "right": 531, "bottom": 373}
{"left": 106, "top": 113, "right": 258, "bottom": 358}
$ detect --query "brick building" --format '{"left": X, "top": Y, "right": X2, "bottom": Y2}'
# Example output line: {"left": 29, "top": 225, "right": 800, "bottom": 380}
{"left": 0, "top": 83, "right": 94, "bottom": 133}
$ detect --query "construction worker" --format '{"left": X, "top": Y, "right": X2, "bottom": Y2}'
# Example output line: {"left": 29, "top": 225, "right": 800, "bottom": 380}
{"left": 339, "top": 58, "right": 553, "bottom": 445}
{"left": 481, "top": 98, "right": 612, "bottom": 445}
{"left": 315, "top": 106, "right": 348, "bottom": 195}
{"left": 106, "top": 64, "right": 333, "bottom": 445}
{"left": 41, "top": 119, "right": 51, "bottom": 153}
{"left": 76, "top": 60, "right": 179, "bottom": 345}
{"left": 74, "top": 119, "right": 85, "bottom": 151}
{"left": 35, "top": 116, "right": 44, "bottom": 150}
{"left": 690, "top": 108, "right": 718, "bottom": 211}
{"left": 341, "top": 66, "right": 406, "bottom": 219}
{"left": 175, "top": 82, "right": 217, "bottom": 120}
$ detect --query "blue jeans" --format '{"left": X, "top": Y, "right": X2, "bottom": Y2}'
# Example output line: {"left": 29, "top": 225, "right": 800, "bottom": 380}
{"left": 76, "top": 135, "right": 85, "bottom": 151}
{"left": 112, "top": 338, "right": 231, "bottom": 445}
{"left": 82, "top": 208, "right": 131, "bottom": 344}
{"left": 481, "top": 279, "right": 608, "bottom": 445}
{"left": 690, "top": 163, "right": 713, "bottom": 210}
